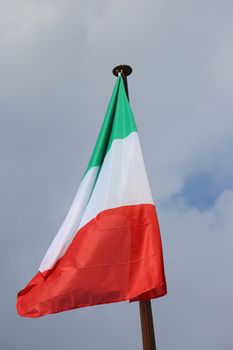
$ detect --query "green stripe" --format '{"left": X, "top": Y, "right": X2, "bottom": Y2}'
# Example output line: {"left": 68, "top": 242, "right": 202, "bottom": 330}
{"left": 84, "top": 76, "right": 137, "bottom": 175}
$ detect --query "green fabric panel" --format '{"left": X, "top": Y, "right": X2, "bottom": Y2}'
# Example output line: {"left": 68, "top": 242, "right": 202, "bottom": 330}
{"left": 84, "top": 76, "right": 137, "bottom": 175}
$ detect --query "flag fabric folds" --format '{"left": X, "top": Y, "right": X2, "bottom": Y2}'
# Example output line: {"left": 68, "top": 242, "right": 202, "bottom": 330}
{"left": 17, "top": 76, "right": 167, "bottom": 318}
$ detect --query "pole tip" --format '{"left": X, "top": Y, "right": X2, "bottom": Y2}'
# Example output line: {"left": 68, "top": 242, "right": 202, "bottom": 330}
{"left": 112, "top": 65, "right": 132, "bottom": 77}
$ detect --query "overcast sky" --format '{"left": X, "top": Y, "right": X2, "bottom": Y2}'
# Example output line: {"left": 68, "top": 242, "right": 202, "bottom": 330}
{"left": 1, "top": 1, "right": 233, "bottom": 349}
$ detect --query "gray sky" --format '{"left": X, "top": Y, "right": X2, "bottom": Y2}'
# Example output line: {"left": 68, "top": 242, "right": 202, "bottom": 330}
{"left": 1, "top": 1, "right": 233, "bottom": 349}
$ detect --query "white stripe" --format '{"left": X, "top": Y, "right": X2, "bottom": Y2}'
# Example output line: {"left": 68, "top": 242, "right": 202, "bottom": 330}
{"left": 78, "top": 132, "right": 154, "bottom": 230}
{"left": 39, "top": 166, "right": 99, "bottom": 272}
{"left": 39, "top": 132, "right": 154, "bottom": 272}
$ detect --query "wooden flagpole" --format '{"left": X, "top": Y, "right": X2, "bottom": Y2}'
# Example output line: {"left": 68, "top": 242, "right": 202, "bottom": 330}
{"left": 112, "top": 65, "right": 157, "bottom": 350}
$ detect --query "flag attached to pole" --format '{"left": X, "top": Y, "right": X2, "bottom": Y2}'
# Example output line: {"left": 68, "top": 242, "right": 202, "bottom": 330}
{"left": 17, "top": 76, "right": 167, "bottom": 318}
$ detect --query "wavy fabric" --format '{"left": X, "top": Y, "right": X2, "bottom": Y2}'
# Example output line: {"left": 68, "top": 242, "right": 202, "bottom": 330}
{"left": 17, "top": 205, "right": 167, "bottom": 318}
{"left": 17, "top": 76, "right": 167, "bottom": 318}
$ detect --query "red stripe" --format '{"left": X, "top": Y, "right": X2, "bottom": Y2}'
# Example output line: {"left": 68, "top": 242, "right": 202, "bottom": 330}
{"left": 17, "top": 204, "right": 167, "bottom": 318}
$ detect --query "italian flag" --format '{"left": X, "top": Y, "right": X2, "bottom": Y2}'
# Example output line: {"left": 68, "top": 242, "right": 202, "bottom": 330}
{"left": 17, "top": 76, "right": 167, "bottom": 318}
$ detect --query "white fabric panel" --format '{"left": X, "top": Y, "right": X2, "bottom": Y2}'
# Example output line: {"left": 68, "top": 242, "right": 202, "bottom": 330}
{"left": 39, "top": 166, "right": 99, "bottom": 272}
{"left": 78, "top": 132, "right": 154, "bottom": 230}
{"left": 39, "top": 132, "right": 154, "bottom": 272}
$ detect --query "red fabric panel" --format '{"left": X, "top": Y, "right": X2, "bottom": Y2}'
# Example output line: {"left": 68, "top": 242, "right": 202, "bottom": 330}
{"left": 17, "top": 204, "right": 167, "bottom": 318}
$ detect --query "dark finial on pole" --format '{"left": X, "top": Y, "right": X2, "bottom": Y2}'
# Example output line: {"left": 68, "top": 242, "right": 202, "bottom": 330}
{"left": 112, "top": 65, "right": 157, "bottom": 350}
{"left": 112, "top": 64, "right": 132, "bottom": 100}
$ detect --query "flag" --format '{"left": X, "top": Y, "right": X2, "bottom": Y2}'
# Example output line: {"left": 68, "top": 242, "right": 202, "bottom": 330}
{"left": 17, "top": 76, "right": 167, "bottom": 318}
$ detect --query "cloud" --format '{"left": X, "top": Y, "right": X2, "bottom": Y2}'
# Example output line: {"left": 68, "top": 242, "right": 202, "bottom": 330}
{"left": 1, "top": 0, "right": 233, "bottom": 349}
{"left": 157, "top": 189, "right": 233, "bottom": 349}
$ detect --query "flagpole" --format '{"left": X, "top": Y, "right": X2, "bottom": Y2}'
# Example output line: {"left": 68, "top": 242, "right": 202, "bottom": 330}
{"left": 113, "top": 64, "right": 157, "bottom": 350}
